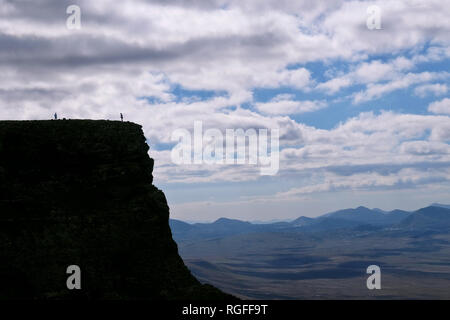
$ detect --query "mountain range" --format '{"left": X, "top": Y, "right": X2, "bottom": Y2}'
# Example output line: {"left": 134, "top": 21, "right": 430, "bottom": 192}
{"left": 170, "top": 204, "right": 450, "bottom": 241}
{"left": 171, "top": 203, "right": 450, "bottom": 299}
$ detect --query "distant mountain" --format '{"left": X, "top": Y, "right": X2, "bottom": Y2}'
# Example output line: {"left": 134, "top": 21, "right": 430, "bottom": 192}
{"left": 319, "top": 206, "right": 409, "bottom": 225}
{"left": 298, "top": 217, "right": 363, "bottom": 232}
{"left": 431, "top": 203, "right": 450, "bottom": 210}
{"left": 196, "top": 217, "right": 254, "bottom": 233}
{"left": 173, "top": 205, "right": 450, "bottom": 300}
{"left": 399, "top": 206, "right": 450, "bottom": 230}
{"left": 170, "top": 218, "right": 262, "bottom": 241}
{"left": 250, "top": 219, "right": 293, "bottom": 224}
{"left": 170, "top": 205, "right": 449, "bottom": 242}
{"left": 170, "top": 219, "right": 193, "bottom": 233}
{"left": 178, "top": 207, "right": 450, "bottom": 300}
{"left": 322, "top": 206, "right": 374, "bottom": 218}
{"left": 291, "top": 216, "right": 314, "bottom": 227}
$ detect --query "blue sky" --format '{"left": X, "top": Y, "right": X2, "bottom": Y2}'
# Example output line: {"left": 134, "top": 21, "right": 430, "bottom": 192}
{"left": 0, "top": 0, "right": 449, "bottom": 221}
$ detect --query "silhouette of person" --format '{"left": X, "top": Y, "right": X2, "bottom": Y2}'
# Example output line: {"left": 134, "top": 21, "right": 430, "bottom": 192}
{"left": 54, "top": 113, "right": 57, "bottom": 120}
{"left": 120, "top": 113, "right": 123, "bottom": 122}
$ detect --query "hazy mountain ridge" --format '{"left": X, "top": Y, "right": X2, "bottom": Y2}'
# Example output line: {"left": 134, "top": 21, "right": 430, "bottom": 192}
{"left": 171, "top": 205, "right": 450, "bottom": 241}
{"left": 400, "top": 206, "right": 450, "bottom": 230}
{"left": 172, "top": 204, "right": 450, "bottom": 299}
{"left": 431, "top": 203, "right": 450, "bottom": 209}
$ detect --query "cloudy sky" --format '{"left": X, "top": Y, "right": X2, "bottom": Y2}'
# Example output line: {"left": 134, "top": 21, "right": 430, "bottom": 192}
{"left": 1, "top": 0, "right": 449, "bottom": 221}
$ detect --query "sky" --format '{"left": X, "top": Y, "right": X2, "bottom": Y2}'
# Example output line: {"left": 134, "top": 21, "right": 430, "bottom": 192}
{"left": 0, "top": 0, "right": 449, "bottom": 222}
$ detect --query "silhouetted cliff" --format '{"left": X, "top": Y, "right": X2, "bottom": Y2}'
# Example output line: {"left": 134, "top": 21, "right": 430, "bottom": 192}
{"left": 0, "top": 120, "right": 231, "bottom": 300}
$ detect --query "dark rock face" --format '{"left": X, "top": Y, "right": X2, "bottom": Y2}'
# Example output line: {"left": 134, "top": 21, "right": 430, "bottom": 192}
{"left": 0, "top": 120, "right": 230, "bottom": 300}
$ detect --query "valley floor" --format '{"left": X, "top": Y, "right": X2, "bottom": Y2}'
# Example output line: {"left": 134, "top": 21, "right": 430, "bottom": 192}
{"left": 176, "top": 230, "right": 450, "bottom": 299}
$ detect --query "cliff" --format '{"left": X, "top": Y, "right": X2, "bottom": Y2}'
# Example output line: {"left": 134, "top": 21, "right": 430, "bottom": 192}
{"left": 0, "top": 120, "right": 231, "bottom": 300}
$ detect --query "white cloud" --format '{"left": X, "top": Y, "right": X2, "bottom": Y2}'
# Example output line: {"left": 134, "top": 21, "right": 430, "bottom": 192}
{"left": 414, "top": 83, "right": 448, "bottom": 97}
{"left": 317, "top": 56, "right": 416, "bottom": 95}
{"left": 428, "top": 98, "right": 450, "bottom": 115}
{"left": 400, "top": 141, "right": 450, "bottom": 155}
{"left": 316, "top": 77, "right": 352, "bottom": 94}
{"left": 273, "top": 167, "right": 450, "bottom": 199}
{"left": 150, "top": 110, "right": 450, "bottom": 185}
{"left": 255, "top": 95, "right": 326, "bottom": 115}
{"left": 353, "top": 72, "right": 449, "bottom": 103}
{"left": 0, "top": 0, "right": 449, "bottom": 211}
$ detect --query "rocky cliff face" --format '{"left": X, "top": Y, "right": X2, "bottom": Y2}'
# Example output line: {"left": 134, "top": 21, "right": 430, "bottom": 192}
{"left": 0, "top": 120, "right": 230, "bottom": 300}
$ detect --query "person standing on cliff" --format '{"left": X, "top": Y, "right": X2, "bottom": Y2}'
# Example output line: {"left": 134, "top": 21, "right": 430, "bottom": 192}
{"left": 120, "top": 113, "right": 123, "bottom": 122}
{"left": 54, "top": 113, "right": 57, "bottom": 120}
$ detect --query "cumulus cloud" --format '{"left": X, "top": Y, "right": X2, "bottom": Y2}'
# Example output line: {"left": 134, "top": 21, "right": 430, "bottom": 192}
{"left": 400, "top": 140, "right": 450, "bottom": 155}
{"left": 255, "top": 94, "right": 326, "bottom": 115}
{"left": 414, "top": 83, "right": 448, "bottom": 97}
{"left": 273, "top": 167, "right": 450, "bottom": 199}
{"left": 151, "top": 111, "right": 450, "bottom": 185}
{"left": 353, "top": 72, "right": 450, "bottom": 103}
{"left": 316, "top": 77, "right": 352, "bottom": 94}
{"left": 0, "top": 0, "right": 449, "bottom": 213}
{"left": 428, "top": 98, "right": 450, "bottom": 115}
{"left": 317, "top": 56, "right": 424, "bottom": 97}
{"left": 317, "top": 47, "right": 450, "bottom": 101}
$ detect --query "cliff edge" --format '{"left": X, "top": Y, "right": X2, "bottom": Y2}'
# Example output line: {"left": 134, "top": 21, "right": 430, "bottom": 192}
{"left": 0, "top": 120, "right": 231, "bottom": 300}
